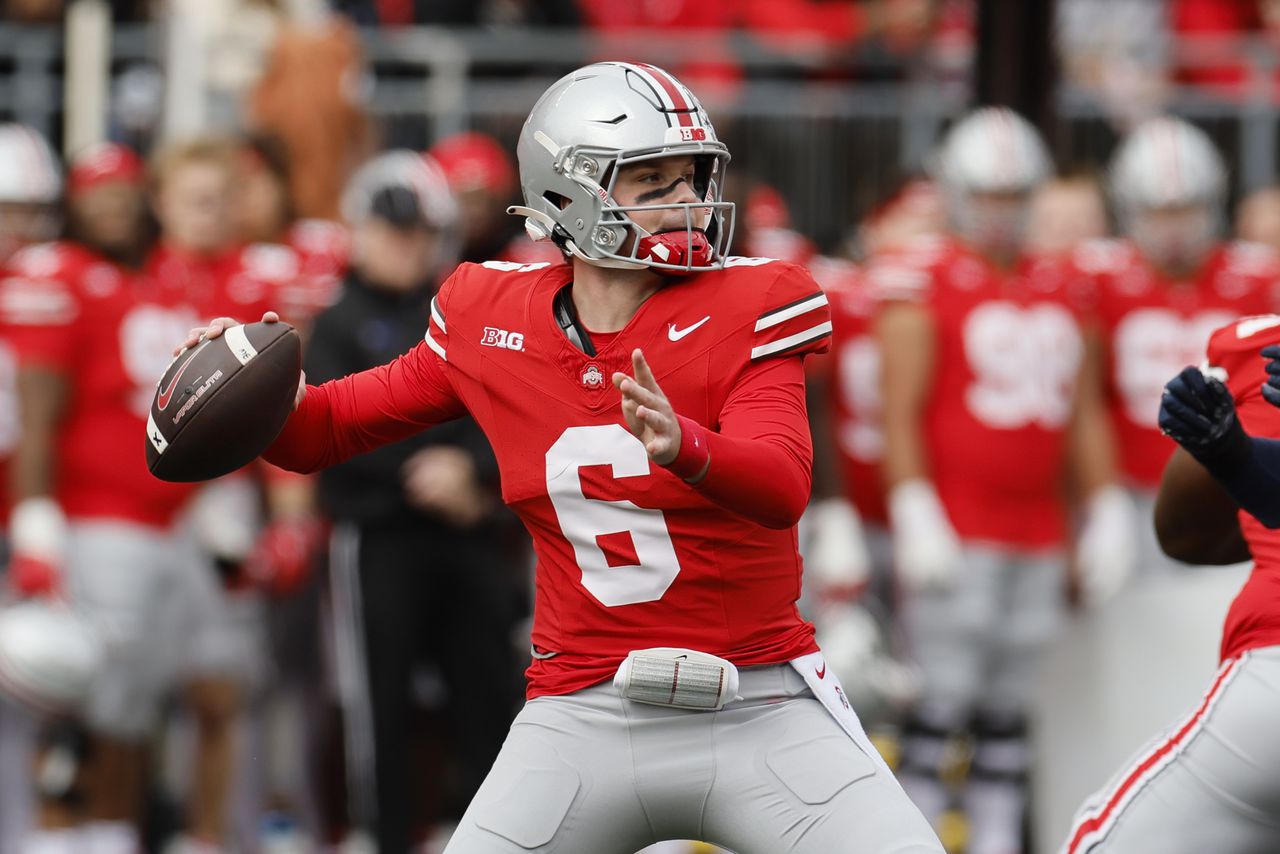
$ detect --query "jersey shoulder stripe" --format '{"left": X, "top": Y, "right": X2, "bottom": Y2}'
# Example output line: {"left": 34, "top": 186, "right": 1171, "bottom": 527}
{"left": 749, "top": 262, "right": 832, "bottom": 362}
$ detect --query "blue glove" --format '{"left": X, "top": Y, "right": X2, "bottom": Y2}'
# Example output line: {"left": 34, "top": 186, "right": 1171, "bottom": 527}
{"left": 1158, "top": 366, "right": 1249, "bottom": 474}
{"left": 1260, "top": 345, "right": 1280, "bottom": 408}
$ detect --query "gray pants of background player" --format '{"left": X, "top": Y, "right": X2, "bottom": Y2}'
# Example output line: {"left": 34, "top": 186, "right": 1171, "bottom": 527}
{"left": 1062, "top": 646, "right": 1280, "bottom": 854}
{"left": 444, "top": 663, "right": 943, "bottom": 854}
{"left": 901, "top": 543, "right": 1064, "bottom": 723}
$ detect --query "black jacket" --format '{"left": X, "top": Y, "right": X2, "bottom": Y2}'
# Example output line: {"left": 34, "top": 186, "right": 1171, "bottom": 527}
{"left": 305, "top": 272, "right": 501, "bottom": 530}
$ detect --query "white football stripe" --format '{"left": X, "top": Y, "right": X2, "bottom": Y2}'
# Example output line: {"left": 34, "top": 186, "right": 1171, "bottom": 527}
{"left": 424, "top": 329, "right": 447, "bottom": 361}
{"left": 147, "top": 412, "right": 168, "bottom": 454}
{"left": 750, "top": 321, "right": 833, "bottom": 360}
{"left": 430, "top": 297, "right": 446, "bottom": 333}
{"left": 224, "top": 325, "right": 258, "bottom": 365}
{"left": 755, "top": 293, "right": 828, "bottom": 331}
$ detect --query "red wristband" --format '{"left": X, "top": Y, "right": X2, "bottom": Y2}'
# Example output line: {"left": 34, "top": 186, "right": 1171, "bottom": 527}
{"left": 667, "top": 415, "right": 711, "bottom": 482}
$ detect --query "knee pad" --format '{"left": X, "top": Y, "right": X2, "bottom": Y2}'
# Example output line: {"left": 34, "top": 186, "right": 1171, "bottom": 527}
{"left": 899, "top": 712, "right": 960, "bottom": 779}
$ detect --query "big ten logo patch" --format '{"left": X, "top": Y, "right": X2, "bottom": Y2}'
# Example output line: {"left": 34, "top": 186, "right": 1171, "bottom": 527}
{"left": 481, "top": 326, "right": 525, "bottom": 352}
{"left": 120, "top": 304, "right": 200, "bottom": 416}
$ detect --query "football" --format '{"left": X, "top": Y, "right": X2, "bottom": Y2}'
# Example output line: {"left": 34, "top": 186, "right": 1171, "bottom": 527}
{"left": 146, "top": 320, "right": 302, "bottom": 482}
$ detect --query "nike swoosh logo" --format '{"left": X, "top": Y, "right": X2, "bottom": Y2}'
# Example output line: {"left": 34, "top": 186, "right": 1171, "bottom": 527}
{"left": 668, "top": 316, "right": 710, "bottom": 341}
{"left": 157, "top": 340, "right": 210, "bottom": 411}
{"left": 816, "top": 662, "right": 827, "bottom": 679}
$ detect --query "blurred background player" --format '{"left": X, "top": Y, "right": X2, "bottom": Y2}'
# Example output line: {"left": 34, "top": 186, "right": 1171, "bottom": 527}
{"left": 234, "top": 134, "right": 350, "bottom": 330}
{"left": 427, "top": 131, "right": 562, "bottom": 267}
{"left": 0, "top": 123, "right": 64, "bottom": 854}
{"left": 0, "top": 138, "right": 200, "bottom": 854}
{"left": 875, "top": 107, "right": 1129, "bottom": 854}
{"left": 1027, "top": 172, "right": 1109, "bottom": 260}
{"left": 309, "top": 150, "right": 524, "bottom": 854}
{"left": 1074, "top": 116, "right": 1280, "bottom": 576}
{"left": 145, "top": 137, "right": 299, "bottom": 853}
{"left": 1062, "top": 320, "right": 1280, "bottom": 854}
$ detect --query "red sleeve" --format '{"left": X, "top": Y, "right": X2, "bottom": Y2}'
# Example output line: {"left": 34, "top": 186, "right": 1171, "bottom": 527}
{"left": 263, "top": 339, "right": 467, "bottom": 473}
{"left": 673, "top": 355, "right": 813, "bottom": 529}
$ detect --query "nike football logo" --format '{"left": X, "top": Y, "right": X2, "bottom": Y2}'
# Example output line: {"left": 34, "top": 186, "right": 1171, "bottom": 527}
{"left": 816, "top": 661, "right": 827, "bottom": 679}
{"left": 156, "top": 340, "right": 210, "bottom": 411}
{"left": 668, "top": 316, "right": 710, "bottom": 341}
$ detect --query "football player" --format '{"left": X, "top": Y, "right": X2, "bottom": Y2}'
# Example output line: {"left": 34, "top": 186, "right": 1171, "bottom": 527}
{"left": 1074, "top": 117, "right": 1280, "bottom": 574}
{"left": 1061, "top": 316, "right": 1280, "bottom": 853}
{"left": 182, "top": 62, "right": 944, "bottom": 854}
{"left": 875, "top": 108, "right": 1130, "bottom": 854}
{"left": 0, "top": 122, "right": 63, "bottom": 854}
{"left": 0, "top": 140, "right": 204, "bottom": 854}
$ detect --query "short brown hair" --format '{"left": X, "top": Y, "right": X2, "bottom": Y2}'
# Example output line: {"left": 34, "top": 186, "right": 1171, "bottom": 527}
{"left": 149, "top": 136, "right": 239, "bottom": 190}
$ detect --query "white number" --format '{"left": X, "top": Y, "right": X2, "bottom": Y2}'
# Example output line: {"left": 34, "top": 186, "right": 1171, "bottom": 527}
{"left": 1114, "top": 308, "right": 1234, "bottom": 427}
{"left": 546, "top": 424, "right": 681, "bottom": 607}
{"left": 119, "top": 305, "right": 199, "bottom": 417}
{"left": 836, "top": 335, "right": 883, "bottom": 462}
{"left": 0, "top": 341, "right": 17, "bottom": 454}
{"left": 964, "top": 301, "right": 1083, "bottom": 429}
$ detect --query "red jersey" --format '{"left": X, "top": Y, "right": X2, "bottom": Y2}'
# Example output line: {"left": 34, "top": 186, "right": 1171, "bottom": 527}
{"left": 279, "top": 219, "right": 350, "bottom": 323}
{"left": 876, "top": 236, "right": 1088, "bottom": 549}
{"left": 1077, "top": 238, "right": 1280, "bottom": 490}
{"left": 144, "top": 241, "right": 290, "bottom": 324}
{"left": 266, "top": 257, "right": 832, "bottom": 698}
{"left": 0, "top": 243, "right": 202, "bottom": 528}
{"left": 1203, "top": 314, "right": 1280, "bottom": 661}
{"left": 811, "top": 256, "right": 887, "bottom": 525}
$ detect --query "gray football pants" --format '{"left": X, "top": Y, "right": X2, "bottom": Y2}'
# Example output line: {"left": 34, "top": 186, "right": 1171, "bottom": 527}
{"left": 444, "top": 663, "right": 944, "bottom": 854}
{"left": 1062, "top": 647, "right": 1280, "bottom": 854}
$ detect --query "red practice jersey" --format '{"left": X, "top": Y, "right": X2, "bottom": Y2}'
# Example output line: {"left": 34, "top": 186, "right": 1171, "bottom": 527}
{"left": 145, "top": 241, "right": 292, "bottom": 325}
{"left": 1204, "top": 315, "right": 1280, "bottom": 662}
{"left": 266, "top": 257, "right": 832, "bottom": 698}
{"left": 1078, "top": 239, "right": 1280, "bottom": 490}
{"left": 875, "top": 236, "right": 1088, "bottom": 549}
{"left": 811, "top": 256, "right": 887, "bottom": 525}
{"left": 0, "top": 243, "right": 203, "bottom": 527}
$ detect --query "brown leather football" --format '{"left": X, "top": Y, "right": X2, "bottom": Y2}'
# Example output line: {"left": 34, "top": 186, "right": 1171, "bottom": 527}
{"left": 145, "top": 321, "right": 301, "bottom": 482}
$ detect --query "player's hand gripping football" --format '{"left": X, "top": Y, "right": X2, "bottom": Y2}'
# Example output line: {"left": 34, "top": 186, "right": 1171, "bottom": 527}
{"left": 1158, "top": 366, "right": 1246, "bottom": 466}
{"left": 613, "top": 349, "right": 681, "bottom": 466}
{"left": 176, "top": 311, "right": 307, "bottom": 409}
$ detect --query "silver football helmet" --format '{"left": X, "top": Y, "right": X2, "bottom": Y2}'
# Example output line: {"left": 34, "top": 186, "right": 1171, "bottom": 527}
{"left": 933, "top": 107, "right": 1052, "bottom": 256}
{"left": 0, "top": 124, "right": 62, "bottom": 259}
{"left": 509, "top": 62, "right": 734, "bottom": 273}
{"left": 1110, "top": 117, "right": 1225, "bottom": 271}
{"left": 0, "top": 600, "right": 103, "bottom": 716}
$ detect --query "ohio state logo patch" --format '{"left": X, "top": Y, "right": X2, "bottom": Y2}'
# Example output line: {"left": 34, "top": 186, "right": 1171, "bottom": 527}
{"left": 581, "top": 364, "right": 605, "bottom": 389}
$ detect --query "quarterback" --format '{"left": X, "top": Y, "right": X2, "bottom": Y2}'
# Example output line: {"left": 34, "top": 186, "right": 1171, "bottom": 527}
{"left": 184, "top": 63, "right": 942, "bottom": 853}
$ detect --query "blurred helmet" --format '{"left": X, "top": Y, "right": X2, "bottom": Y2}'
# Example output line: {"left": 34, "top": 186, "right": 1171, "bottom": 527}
{"left": 813, "top": 601, "right": 919, "bottom": 727}
{"left": 0, "top": 123, "right": 62, "bottom": 205}
{"left": 428, "top": 131, "right": 517, "bottom": 197}
{"left": 341, "top": 150, "right": 457, "bottom": 232}
{"left": 510, "top": 61, "right": 734, "bottom": 273}
{"left": 1109, "top": 117, "right": 1225, "bottom": 270}
{"left": 0, "top": 601, "right": 103, "bottom": 716}
{"left": 932, "top": 107, "right": 1051, "bottom": 256}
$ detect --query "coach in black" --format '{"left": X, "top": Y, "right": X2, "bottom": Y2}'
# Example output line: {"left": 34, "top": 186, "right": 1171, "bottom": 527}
{"left": 309, "top": 151, "right": 526, "bottom": 853}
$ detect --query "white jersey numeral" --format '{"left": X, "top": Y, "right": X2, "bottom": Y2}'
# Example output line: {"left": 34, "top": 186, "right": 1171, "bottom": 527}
{"left": 120, "top": 305, "right": 200, "bottom": 417}
{"left": 545, "top": 424, "right": 682, "bottom": 607}
{"left": 836, "top": 334, "right": 883, "bottom": 462}
{"left": 0, "top": 341, "right": 18, "bottom": 454}
{"left": 963, "top": 301, "right": 1083, "bottom": 429}
{"left": 1114, "top": 308, "right": 1234, "bottom": 427}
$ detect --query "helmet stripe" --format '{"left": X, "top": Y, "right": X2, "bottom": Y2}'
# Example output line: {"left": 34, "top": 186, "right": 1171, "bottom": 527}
{"left": 634, "top": 63, "right": 696, "bottom": 128}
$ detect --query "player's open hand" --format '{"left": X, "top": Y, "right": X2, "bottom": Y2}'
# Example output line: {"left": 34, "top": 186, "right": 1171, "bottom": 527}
{"left": 613, "top": 349, "right": 680, "bottom": 465}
